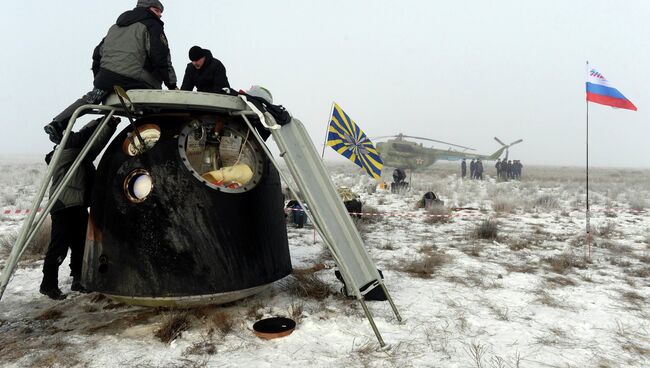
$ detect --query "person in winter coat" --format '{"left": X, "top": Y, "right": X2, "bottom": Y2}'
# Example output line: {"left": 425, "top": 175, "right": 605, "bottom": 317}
{"left": 476, "top": 159, "right": 484, "bottom": 180}
{"left": 461, "top": 159, "right": 467, "bottom": 178}
{"left": 44, "top": 0, "right": 177, "bottom": 144}
{"left": 470, "top": 159, "right": 476, "bottom": 179}
{"left": 495, "top": 158, "right": 502, "bottom": 179}
{"left": 181, "top": 46, "right": 230, "bottom": 93}
{"left": 40, "top": 117, "right": 121, "bottom": 300}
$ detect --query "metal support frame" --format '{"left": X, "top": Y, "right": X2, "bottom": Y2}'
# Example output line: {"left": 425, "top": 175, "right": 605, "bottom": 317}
{"left": 235, "top": 110, "right": 401, "bottom": 347}
{"left": 0, "top": 92, "right": 403, "bottom": 349}
{"left": 0, "top": 105, "right": 120, "bottom": 300}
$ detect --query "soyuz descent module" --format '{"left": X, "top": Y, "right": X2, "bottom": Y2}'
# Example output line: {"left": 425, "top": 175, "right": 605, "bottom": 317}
{"left": 0, "top": 88, "right": 401, "bottom": 346}
{"left": 82, "top": 90, "right": 292, "bottom": 306}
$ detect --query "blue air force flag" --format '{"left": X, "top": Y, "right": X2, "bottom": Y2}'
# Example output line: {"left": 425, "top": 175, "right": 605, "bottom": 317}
{"left": 326, "top": 103, "right": 383, "bottom": 179}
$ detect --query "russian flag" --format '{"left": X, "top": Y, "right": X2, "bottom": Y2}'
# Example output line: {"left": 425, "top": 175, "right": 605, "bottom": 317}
{"left": 586, "top": 67, "right": 637, "bottom": 111}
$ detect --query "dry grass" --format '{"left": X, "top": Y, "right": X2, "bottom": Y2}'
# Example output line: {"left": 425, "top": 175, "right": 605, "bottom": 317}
{"left": 445, "top": 275, "right": 470, "bottom": 286}
{"left": 25, "top": 216, "right": 51, "bottom": 259}
{"left": 358, "top": 204, "right": 381, "bottom": 222}
{"left": 155, "top": 312, "right": 191, "bottom": 343}
{"left": 186, "top": 339, "right": 217, "bottom": 356}
{"left": 28, "top": 347, "right": 83, "bottom": 368}
{"left": 290, "top": 300, "right": 304, "bottom": 323}
{"left": 535, "top": 289, "right": 565, "bottom": 308}
{"left": 629, "top": 198, "right": 647, "bottom": 211}
{"left": 0, "top": 217, "right": 53, "bottom": 260}
{"left": 85, "top": 309, "right": 159, "bottom": 333}
{"left": 534, "top": 327, "right": 568, "bottom": 346}
{"left": 464, "top": 242, "right": 485, "bottom": 257}
{"left": 465, "top": 270, "right": 502, "bottom": 289}
{"left": 352, "top": 205, "right": 382, "bottom": 234}
{"left": 544, "top": 253, "right": 587, "bottom": 274}
{"left": 508, "top": 238, "right": 533, "bottom": 251}
{"left": 245, "top": 300, "right": 265, "bottom": 320}
{"left": 638, "top": 253, "right": 650, "bottom": 264}
{"left": 471, "top": 219, "right": 498, "bottom": 240}
{"left": 487, "top": 303, "right": 510, "bottom": 321}
{"left": 424, "top": 206, "right": 452, "bottom": 224}
{"left": 597, "top": 222, "right": 617, "bottom": 238}
{"left": 614, "top": 321, "right": 650, "bottom": 357}
{"left": 533, "top": 194, "right": 560, "bottom": 210}
{"left": 620, "top": 290, "right": 646, "bottom": 310}
{"left": 376, "top": 241, "right": 397, "bottom": 251}
{"left": 464, "top": 341, "right": 489, "bottom": 368}
{"left": 35, "top": 308, "right": 63, "bottom": 321}
{"left": 280, "top": 274, "right": 333, "bottom": 300}
{"left": 492, "top": 197, "right": 516, "bottom": 213}
{"left": 103, "top": 301, "right": 128, "bottom": 310}
{"left": 399, "top": 252, "right": 450, "bottom": 278}
{"left": 209, "top": 311, "right": 234, "bottom": 335}
{"left": 625, "top": 266, "right": 650, "bottom": 278}
{"left": 544, "top": 275, "right": 577, "bottom": 287}
{"left": 504, "top": 262, "right": 538, "bottom": 274}
{"left": 0, "top": 231, "right": 15, "bottom": 257}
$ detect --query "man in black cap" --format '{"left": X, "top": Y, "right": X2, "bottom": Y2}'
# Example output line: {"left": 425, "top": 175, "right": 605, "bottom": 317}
{"left": 44, "top": 0, "right": 177, "bottom": 144}
{"left": 181, "top": 46, "right": 230, "bottom": 93}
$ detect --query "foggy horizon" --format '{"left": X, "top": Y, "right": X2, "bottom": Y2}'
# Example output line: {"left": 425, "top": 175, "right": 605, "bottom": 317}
{"left": 2, "top": 1, "right": 648, "bottom": 168}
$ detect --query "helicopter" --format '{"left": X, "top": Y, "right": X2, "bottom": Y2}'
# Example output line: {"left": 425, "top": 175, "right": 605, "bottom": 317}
{"left": 375, "top": 134, "right": 523, "bottom": 171}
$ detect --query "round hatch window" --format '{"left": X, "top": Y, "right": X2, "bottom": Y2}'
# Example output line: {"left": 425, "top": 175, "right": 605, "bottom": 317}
{"left": 124, "top": 169, "right": 153, "bottom": 203}
{"left": 122, "top": 124, "right": 161, "bottom": 156}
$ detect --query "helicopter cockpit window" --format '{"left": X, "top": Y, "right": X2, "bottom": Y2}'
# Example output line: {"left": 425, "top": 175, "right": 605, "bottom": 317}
{"left": 178, "top": 117, "right": 264, "bottom": 193}
{"left": 392, "top": 143, "right": 416, "bottom": 153}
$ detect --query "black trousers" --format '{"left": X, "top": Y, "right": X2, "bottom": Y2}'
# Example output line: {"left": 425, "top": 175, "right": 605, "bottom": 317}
{"left": 50, "top": 69, "right": 153, "bottom": 131}
{"left": 41, "top": 207, "right": 88, "bottom": 289}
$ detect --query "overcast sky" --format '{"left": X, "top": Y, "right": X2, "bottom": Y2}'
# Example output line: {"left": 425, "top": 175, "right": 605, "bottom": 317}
{"left": 1, "top": 0, "right": 649, "bottom": 168}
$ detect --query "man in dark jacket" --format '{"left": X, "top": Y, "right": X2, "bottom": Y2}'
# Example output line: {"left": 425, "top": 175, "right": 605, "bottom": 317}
{"left": 461, "top": 159, "right": 467, "bottom": 178}
{"left": 44, "top": 0, "right": 176, "bottom": 144}
{"left": 181, "top": 46, "right": 230, "bottom": 93}
{"left": 40, "top": 117, "right": 120, "bottom": 300}
{"left": 470, "top": 159, "right": 476, "bottom": 179}
{"left": 495, "top": 158, "right": 502, "bottom": 179}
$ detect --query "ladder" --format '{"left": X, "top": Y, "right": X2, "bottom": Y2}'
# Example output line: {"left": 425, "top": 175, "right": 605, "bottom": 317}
{"left": 0, "top": 105, "right": 119, "bottom": 300}
{"left": 237, "top": 96, "right": 402, "bottom": 347}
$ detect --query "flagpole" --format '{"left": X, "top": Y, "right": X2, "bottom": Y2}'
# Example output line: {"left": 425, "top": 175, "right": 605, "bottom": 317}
{"left": 316, "top": 101, "right": 336, "bottom": 244}
{"left": 585, "top": 60, "right": 591, "bottom": 259}
{"left": 321, "top": 102, "right": 336, "bottom": 159}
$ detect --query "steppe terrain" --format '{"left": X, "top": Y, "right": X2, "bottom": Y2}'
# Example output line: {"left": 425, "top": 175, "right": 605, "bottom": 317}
{"left": 0, "top": 158, "right": 648, "bottom": 367}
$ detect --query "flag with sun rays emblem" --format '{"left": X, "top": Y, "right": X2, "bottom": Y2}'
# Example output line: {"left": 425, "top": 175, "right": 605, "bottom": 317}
{"left": 326, "top": 103, "right": 383, "bottom": 179}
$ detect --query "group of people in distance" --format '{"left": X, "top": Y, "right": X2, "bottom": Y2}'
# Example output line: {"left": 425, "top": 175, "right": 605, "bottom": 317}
{"left": 460, "top": 159, "right": 484, "bottom": 180}
{"left": 460, "top": 158, "right": 523, "bottom": 181}
{"left": 39, "top": 0, "right": 231, "bottom": 300}
{"left": 495, "top": 158, "right": 523, "bottom": 181}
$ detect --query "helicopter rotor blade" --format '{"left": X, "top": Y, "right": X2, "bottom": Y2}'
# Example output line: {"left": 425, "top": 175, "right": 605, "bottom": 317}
{"left": 371, "top": 135, "right": 399, "bottom": 141}
{"left": 494, "top": 137, "right": 507, "bottom": 146}
{"left": 400, "top": 135, "right": 476, "bottom": 151}
{"left": 509, "top": 139, "right": 523, "bottom": 146}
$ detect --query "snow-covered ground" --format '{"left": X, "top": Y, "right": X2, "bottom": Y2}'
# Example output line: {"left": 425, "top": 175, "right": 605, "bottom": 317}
{"left": 1, "top": 159, "right": 649, "bottom": 367}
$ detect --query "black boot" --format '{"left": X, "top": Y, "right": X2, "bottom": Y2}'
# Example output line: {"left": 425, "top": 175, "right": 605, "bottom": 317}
{"left": 71, "top": 279, "right": 89, "bottom": 293}
{"left": 44, "top": 122, "right": 64, "bottom": 144}
{"left": 39, "top": 285, "right": 67, "bottom": 300}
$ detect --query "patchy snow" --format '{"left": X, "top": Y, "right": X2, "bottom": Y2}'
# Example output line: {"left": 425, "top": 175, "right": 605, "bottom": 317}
{"left": 1, "top": 160, "right": 649, "bottom": 367}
